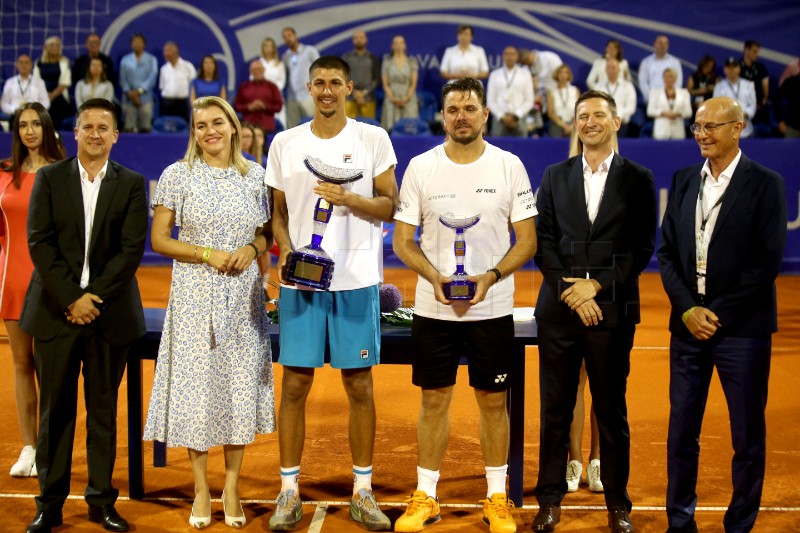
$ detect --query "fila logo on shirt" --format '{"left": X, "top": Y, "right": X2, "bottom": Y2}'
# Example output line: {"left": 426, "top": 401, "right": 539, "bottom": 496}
{"left": 360, "top": 349, "right": 369, "bottom": 359}
{"left": 343, "top": 154, "right": 353, "bottom": 163}
{"left": 476, "top": 188, "right": 497, "bottom": 194}
{"left": 494, "top": 374, "right": 508, "bottom": 383}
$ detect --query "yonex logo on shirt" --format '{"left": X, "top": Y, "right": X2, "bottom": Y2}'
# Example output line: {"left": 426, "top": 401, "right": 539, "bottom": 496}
{"left": 476, "top": 188, "right": 497, "bottom": 193}
{"left": 495, "top": 374, "right": 508, "bottom": 383}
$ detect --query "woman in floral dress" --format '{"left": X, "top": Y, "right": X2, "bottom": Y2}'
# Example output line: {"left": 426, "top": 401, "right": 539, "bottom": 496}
{"left": 144, "top": 96, "right": 274, "bottom": 529}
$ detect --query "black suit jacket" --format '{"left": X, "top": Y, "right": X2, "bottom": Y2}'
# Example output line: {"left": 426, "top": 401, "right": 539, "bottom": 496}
{"left": 657, "top": 154, "right": 786, "bottom": 337}
{"left": 19, "top": 157, "right": 148, "bottom": 346}
{"left": 534, "top": 154, "right": 657, "bottom": 328}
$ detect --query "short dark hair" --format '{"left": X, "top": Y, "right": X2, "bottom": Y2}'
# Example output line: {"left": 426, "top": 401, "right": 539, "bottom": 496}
{"left": 309, "top": 55, "right": 351, "bottom": 81}
{"left": 744, "top": 39, "right": 760, "bottom": 50}
{"left": 458, "top": 25, "right": 474, "bottom": 35}
{"left": 574, "top": 89, "right": 618, "bottom": 118}
{"left": 77, "top": 98, "right": 118, "bottom": 128}
{"left": 441, "top": 77, "right": 486, "bottom": 108}
{"left": 130, "top": 32, "right": 146, "bottom": 44}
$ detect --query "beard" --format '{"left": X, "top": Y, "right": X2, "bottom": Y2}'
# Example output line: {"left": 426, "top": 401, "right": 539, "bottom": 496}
{"left": 319, "top": 108, "right": 336, "bottom": 118}
{"left": 448, "top": 123, "right": 481, "bottom": 145}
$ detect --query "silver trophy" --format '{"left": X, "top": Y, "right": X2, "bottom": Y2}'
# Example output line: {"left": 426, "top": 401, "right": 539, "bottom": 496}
{"left": 282, "top": 155, "right": 364, "bottom": 290}
{"left": 439, "top": 214, "right": 481, "bottom": 300}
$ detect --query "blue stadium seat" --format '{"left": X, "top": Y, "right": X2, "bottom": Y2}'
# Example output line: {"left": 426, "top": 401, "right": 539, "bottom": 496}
{"left": 390, "top": 118, "right": 432, "bottom": 136}
{"left": 273, "top": 118, "right": 285, "bottom": 134}
{"left": 60, "top": 115, "right": 76, "bottom": 132}
{"left": 418, "top": 90, "right": 437, "bottom": 125}
{"left": 152, "top": 115, "right": 189, "bottom": 133}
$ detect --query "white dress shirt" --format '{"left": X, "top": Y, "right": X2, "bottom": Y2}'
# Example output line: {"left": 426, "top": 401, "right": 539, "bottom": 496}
{"left": 602, "top": 79, "right": 637, "bottom": 124}
{"left": 440, "top": 44, "right": 489, "bottom": 77}
{"left": 159, "top": 57, "right": 197, "bottom": 99}
{"left": 638, "top": 53, "right": 683, "bottom": 102}
{"left": 713, "top": 78, "right": 757, "bottom": 138}
{"left": 1, "top": 74, "right": 50, "bottom": 114}
{"left": 77, "top": 159, "right": 108, "bottom": 289}
{"left": 648, "top": 87, "right": 693, "bottom": 139}
{"left": 583, "top": 151, "right": 615, "bottom": 224}
{"left": 487, "top": 64, "right": 535, "bottom": 119}
{"left": 695, "top": 150, "right": 741, "bottom": 294}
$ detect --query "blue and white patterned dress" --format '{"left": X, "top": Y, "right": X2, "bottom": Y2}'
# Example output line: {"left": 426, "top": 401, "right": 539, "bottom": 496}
{"left": 144, "top": 158, "right": 275, "bottom": 451}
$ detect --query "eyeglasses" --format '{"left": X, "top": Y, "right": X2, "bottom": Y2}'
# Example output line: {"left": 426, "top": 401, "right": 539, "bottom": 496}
{"left": 689, "top": 121, "right": 737, "bottom": 135}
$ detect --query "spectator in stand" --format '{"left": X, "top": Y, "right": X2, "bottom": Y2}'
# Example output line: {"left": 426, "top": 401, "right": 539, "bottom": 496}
{"left": 251, "top": 124, "right": 266, "bottom": 166}
{"left": 778, "top": 73, "right": 800, "bottom": 138}
{"left": 74, "top": 58, "right": 115, "bottom": 109}
{"left": 259, "top": 38, "right": 286, "bottom": 128}
{"left": 159, "top": 41, "right": 196, "bottom": 121}
{"left": 638, "top": 35, "right": 683, "bottom": 103}
{"left": 547, "top": 64, "right": 580, "bottom": 138}
{"left": 34, "top": 36, "right": 72, "bottom": 129}
{"left": 119, "top": 32, "right": 158, "bottom": 133}
{"left": 602, "top": 58, "right": 637, "bottom": 137}
{"left": 1, "top": 54, "right": 49, "bottom": 115}
{"left": 739, "top": 40, "right": 771, "bottom": 124}
{"left": 687, "top": 55, "right": 718, "bottom": 113}
{"left": 342, "top": 30, "right": 381, "bottom": 119}
{"left": 190, "top": 55, "right": 226, "bottom": 102}
{"left": 439, "top": 25, "right": 489, "bottom": 81}
{"left": 281, "top": 27, "right": 320, "bottom": 128}
{"left": 648, "top": 68, "right": 693, "bottom": 140}
{"left": 381, "top": 34, "right": 419, "bottom": 132}
{"left": 586, "top": 39, "right": 631, "bottom": 90}
{"left": 240, "top": 121, "right": 257, "bottom": 162}
{"left": 779, "top": 57, "right": 800, "bottom": 87}
{"left": 234, "top": 60, "right": 283, "bottom": 134}
{"left": 487, "top": 45, "right": 534, "bottom": 137}
{"left": 1, "top": 103, "right": 66, "bottom": 480}
{"left": 713, "top": 57, "right": 757, "bottom": 138}
{"left": 72, "top": 33, "right": 116, "bottom": 88}
{"left": 523, "top": 49, "right": 564, "bottom": 96}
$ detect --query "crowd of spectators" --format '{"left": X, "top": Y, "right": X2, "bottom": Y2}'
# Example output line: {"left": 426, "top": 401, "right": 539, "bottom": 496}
{"left": 1, "top": 28, "right": 798, "bottom": 142}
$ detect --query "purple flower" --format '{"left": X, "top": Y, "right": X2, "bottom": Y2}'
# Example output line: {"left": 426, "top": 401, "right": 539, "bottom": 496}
{"left": 379, "top": 283, "right": 403, "bottom": 312}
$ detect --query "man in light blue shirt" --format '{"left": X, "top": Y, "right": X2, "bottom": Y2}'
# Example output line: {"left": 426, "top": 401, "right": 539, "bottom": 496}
{"left": 119, "top": 32, "right": 158, "bottom": 133}
{"left": 638, "top": 35, "right": 683, "bottom": 103}
{"left": 281, "top": 27, "right": 320, "bottom": 128}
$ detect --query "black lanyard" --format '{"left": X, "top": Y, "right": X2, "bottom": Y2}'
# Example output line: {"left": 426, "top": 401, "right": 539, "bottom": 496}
{"left": 698, "top": 172, "right": 725, "bottom": 233}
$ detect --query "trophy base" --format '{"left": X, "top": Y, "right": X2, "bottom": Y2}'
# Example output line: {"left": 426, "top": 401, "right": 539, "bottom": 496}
{"left": 442, "top": 279, "right": 476, "bottom": 300}
{"left": 284, "top": 250, "right": 334, "bottom": 290}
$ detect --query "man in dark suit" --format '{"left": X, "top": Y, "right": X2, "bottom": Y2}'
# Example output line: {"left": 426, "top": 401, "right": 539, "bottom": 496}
{"left": 533, "top": 90, "right": 656, "bottom": 533}
{"left": 20, "top": 98, "right": 148, "bottom": 533}
{"left": 658, "top": 96, "right": 786, "bottom": 533}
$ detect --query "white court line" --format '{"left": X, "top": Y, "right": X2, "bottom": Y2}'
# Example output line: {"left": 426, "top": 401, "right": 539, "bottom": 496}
{"left": 308, "top": 503, "right": 328, "bottom": 533}
{"left": 1, "top": 494, "right": 799, "bottom": 513}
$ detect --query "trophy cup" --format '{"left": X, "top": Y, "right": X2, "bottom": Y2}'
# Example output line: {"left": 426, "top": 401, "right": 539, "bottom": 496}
{"left": 439, "top": 214, "right": 481, "bottom": 300}
{"left": 282, "top": 155, "right": 364, "bottom": 290}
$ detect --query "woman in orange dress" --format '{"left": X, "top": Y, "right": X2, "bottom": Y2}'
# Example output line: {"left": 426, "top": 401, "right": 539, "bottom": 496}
{"left": 0, "top": 102, "right": 65, "bottom": 477}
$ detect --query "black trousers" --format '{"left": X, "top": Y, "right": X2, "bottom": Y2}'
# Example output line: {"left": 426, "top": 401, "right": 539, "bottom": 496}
{"left": 535, "top": 318, "right": 635, "bottom": 511}
{"left": 33, "top": 324, "right": 128, "bottom": 513}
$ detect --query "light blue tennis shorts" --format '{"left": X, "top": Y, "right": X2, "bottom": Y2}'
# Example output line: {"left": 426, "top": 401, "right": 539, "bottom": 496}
{"left": 277, "top": 285, "right": 381, "bottom": 369}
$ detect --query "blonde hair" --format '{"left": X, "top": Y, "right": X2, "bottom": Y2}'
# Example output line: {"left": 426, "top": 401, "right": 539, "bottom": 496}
{"left": 183, "top": 96, "right": 250, "bottom": 176}
{"left": 41, "top": 36, "right": 63, "bottom": 63}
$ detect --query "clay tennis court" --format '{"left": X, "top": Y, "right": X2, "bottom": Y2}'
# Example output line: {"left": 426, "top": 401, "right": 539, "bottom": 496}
{"left": 1, "top": 267, "right": 798, "bottom": 532}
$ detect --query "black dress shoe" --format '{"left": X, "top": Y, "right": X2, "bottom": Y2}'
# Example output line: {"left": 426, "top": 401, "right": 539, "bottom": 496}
{"left": 666, "top": 520, "right": 698, "bottom": 533}
{"left": 87, "top": 505, "right": 129, "bottom": 532}
{"left": 532, "top": 503, "right": 561, "bottom": 531}
{"left": 608, "top": 508, "right": 635, "bottom": 533}
{"left": 26, "top": 511, "right": 63, "bottom": 533}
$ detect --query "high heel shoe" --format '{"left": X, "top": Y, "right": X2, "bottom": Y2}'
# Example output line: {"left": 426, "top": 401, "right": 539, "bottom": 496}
{"left": 189, "top": 496, "right": 212, "bottom": 529}
{"left": 222, "top": 490, "right": 246, "bottom": 528}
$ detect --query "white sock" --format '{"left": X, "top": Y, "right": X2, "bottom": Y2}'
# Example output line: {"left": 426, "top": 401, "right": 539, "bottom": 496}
{"left": 280, "top": 466, "right": 300, "bottom": 494}
{"left": 485, "top": 464, "right": 508, "bottom": 497}
{"left": 353, "top": 465, "right": 373, "bottom": 495}
{"left": 416, "top": 466, "right": 440, "bottom": 498}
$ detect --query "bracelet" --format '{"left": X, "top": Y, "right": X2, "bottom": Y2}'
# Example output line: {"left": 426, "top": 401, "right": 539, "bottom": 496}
{"left": 681, "top": 306, "right": 697, "bottom": 324}
{"left": 202, "top": 247, "right": 211, "bottom": 264}
{"left": 247, "top": 242, "right": 260, "bottom": 259}
{"left": 193, "top": 246, "right": 199, "bottom": 263}
{"left": 488, "top": 268, "right": 502, "bottom": 282}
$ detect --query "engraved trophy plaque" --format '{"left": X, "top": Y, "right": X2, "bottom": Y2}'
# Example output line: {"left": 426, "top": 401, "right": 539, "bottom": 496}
{"left": 439, "top": 214, "right": 481, "bottom": 300}
{"left": 282, "top": 155, "right": 364, "bottom": 290}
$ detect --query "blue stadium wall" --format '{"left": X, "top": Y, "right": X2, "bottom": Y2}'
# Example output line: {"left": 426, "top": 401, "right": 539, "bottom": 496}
{"left": 1, "top": 1, "right": 798, "bottom": 270}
